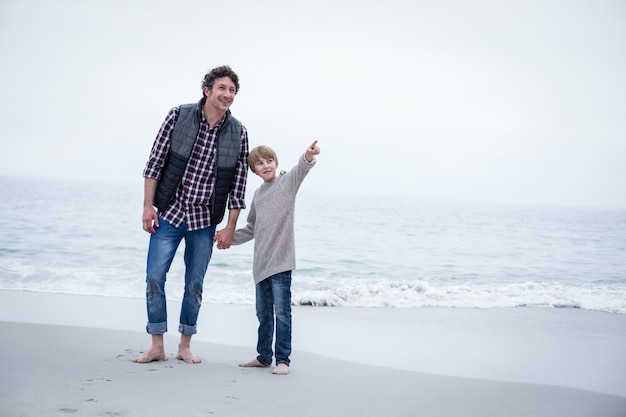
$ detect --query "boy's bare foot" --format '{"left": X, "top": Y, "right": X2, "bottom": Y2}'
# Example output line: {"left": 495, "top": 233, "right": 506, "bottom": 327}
{"left": 133, "top": 346, "right": 166, "bottom": 363}
{"left": 239, "top": 358, "right": 270, "bottom": 368}
{"left": 272, "top": 363, "right": 289, "bottom": 375}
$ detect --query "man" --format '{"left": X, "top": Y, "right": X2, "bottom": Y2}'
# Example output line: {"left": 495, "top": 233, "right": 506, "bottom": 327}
{"left": 134, "top": 66, "right": 249, "bottom": 364}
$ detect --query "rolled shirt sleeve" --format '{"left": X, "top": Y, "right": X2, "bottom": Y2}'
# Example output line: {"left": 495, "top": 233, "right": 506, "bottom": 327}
{"left": 227, "top": 125, "right": 249, "bottom": 210}
{"left": 143, "top": 107, "right": 179, "bottom": 180}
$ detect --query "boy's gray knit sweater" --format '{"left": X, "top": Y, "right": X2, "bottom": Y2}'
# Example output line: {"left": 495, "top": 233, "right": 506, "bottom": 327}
{"left": 232, "top": 154, "right": 316, "bottom": 284}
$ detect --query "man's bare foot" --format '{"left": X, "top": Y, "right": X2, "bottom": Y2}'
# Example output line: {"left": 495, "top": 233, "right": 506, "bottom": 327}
{"left": 133, "top": 334, "right": 166, "bottom": 363}
{"left": 133, "top": 346, "right": 166, "bottom": 363}
{"left": 272, "top": 363, "right": 289, "bottom": 375}
{"left": 177, "top": 334, "right": 201, "bottom": 363}
{"left": 239, "top": 358, "right": 270, "bottom": 368}
{"left": 176, "top": 347, "right": 201, "bottom": 363}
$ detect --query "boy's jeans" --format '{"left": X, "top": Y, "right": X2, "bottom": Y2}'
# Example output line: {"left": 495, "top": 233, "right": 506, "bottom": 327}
{"left": 144, "top": 215, "right": 215, "bottom": 335}
{"left": 255, "top": 271, "right": 292, "bottom": 366}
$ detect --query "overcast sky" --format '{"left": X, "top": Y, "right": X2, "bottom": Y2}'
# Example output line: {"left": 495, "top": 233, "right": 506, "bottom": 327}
{"left": 1, "top": 0, "right": 625, "bottom": 208}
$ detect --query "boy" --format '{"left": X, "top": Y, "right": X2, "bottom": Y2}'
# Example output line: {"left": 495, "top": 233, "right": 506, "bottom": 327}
{"left": 214, "top": 140, "right": 320, "bottom": 375}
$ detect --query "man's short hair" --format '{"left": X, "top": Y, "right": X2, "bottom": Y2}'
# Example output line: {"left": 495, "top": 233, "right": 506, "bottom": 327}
{"left": 202, "top": 65, "right": 240, "bottom": 94}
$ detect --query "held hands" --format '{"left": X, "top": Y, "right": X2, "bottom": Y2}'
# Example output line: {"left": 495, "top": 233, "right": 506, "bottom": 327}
{"left": 305, "top": 140, "right": 320, "bottom": 163}
{"left": 213, "top": 228, "right": 234, "bottom": 250}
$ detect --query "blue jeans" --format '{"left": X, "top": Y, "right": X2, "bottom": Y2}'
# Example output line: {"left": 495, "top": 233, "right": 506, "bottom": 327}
{"left": 144, "top": 215, "right": 215, "bottom": 335}
{"left": 255, "top": 271, "right": 292, "bottom": 366}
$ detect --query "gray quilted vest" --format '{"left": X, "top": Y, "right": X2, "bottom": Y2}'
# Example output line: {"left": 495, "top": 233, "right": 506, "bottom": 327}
{"left": 154, "top": 99, "right": 242, "bottom": 226}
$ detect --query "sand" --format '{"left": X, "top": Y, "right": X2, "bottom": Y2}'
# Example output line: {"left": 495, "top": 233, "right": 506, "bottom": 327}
{"left": 1, "top": 290, "right": 625, "bottom": 417}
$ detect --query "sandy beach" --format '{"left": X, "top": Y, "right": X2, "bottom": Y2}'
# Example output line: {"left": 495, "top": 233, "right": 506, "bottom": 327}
{"left": 1, "top": 289, "right": 625, "bottom": 416}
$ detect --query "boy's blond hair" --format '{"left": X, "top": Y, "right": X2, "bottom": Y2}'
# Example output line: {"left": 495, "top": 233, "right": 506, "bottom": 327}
{"left": 248, "top": 145, "right": 279, "bottom": 171}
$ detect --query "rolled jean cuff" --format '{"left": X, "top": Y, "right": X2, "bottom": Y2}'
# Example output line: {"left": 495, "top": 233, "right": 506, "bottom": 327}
{"left": 146, "top": 321, "right": 167, "bottom": 335}
{"left": 256, "top": 356, "right": 272, "bottom": 367}
{"left": 178, "top": 323, "right": 197, "bottom": 335}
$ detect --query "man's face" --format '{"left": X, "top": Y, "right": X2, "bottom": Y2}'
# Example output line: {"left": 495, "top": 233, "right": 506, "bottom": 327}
{"left": 204, "top": 76, "right": 236, "bottom": 112}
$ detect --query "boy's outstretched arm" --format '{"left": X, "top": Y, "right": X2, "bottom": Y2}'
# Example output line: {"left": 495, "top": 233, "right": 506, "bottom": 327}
{"left": 305, "top": 140, "right": 320, "bottom": 162}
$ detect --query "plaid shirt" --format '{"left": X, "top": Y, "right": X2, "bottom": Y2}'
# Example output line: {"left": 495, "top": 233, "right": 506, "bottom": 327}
{"left": 143, "top": 106, "right": 249, "bottom": 231}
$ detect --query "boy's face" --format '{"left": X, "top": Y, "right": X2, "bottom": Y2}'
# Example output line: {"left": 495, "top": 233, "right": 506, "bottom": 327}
{"left": 253, "top": 157, "right": 277, "bottom": 183}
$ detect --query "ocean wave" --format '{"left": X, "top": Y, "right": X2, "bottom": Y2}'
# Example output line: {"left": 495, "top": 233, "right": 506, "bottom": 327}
{"left": 290, "top": 279, "right": 626, "bottom": 314}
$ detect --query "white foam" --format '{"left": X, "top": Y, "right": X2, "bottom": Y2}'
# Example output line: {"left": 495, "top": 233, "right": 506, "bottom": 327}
{"left": 291, "top": 278, "right": 626, "bottom": 313}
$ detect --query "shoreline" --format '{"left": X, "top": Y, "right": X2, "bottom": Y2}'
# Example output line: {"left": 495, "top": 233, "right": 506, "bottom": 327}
{"left": 2, "top": 321, "right": 625, "bottom": 417}
{"left": 1, "top": 289, "right": 625, "bottom": 416}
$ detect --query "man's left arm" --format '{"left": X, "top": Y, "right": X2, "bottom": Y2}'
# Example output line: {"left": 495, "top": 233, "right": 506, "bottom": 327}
{"left": 217, "top": 125, "right": 249, "bottom": 249}
{"left": 216, "top": 208, "right": 240, "bottom": 249}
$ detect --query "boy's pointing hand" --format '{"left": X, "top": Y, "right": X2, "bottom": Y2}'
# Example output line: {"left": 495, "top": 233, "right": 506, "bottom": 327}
{"left": 306, "top": 140, "right": 320, "bottom": 162}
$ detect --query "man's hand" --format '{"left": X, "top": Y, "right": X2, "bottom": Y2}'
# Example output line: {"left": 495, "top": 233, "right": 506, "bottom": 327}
{"left": 142, "top": 178, "right": 159, "bottom": 234}
{"left": 142, "top": 206, "right": 159, "bottom": 234}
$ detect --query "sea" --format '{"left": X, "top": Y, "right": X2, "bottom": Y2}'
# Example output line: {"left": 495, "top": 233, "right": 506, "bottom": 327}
{"left": 1, "top": 175, "right": 625, "bottom": 314}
